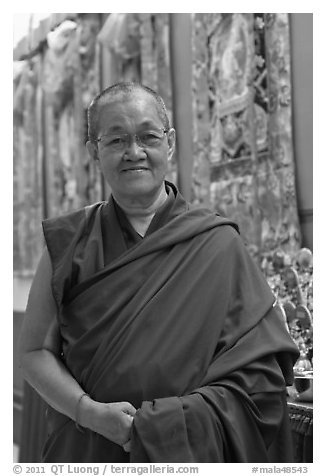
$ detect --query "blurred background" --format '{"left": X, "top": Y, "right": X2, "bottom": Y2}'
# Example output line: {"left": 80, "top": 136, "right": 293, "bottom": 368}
{"left": 13, "top": 13, "right": 313, "bottom": 462}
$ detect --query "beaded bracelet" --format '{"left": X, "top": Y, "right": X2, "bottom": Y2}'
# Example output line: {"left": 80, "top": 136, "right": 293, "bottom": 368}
{"left": 75, "top": 393, "right": 89, "bottom": 433}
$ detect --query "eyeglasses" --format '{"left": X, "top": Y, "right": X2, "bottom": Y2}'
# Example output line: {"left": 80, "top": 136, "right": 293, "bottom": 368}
{"left": 96, "top": 129, "right": 169, "bottom": 152}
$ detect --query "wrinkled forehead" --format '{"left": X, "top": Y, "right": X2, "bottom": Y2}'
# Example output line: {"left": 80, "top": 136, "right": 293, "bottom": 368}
{"left": 97, "top": 90, "right": 164, "bottom": 128}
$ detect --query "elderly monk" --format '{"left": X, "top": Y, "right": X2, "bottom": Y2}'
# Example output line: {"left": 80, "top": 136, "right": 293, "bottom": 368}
{"left": 19, "top": 82, "right": 299, "bottom": 463}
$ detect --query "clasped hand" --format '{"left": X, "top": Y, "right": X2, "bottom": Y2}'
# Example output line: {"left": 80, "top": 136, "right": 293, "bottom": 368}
{"left": 89, "top": 401, "right": 137, "bottom": 451}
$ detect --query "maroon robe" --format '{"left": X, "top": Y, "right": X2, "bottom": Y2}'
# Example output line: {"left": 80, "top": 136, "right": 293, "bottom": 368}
{"left": 41, "top": 182, "right": 299, "bottom": 462}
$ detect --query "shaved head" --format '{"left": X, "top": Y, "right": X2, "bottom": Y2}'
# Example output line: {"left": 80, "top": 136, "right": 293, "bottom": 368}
{"left": 87, "top": 82, "right": 170, "bottom": 142}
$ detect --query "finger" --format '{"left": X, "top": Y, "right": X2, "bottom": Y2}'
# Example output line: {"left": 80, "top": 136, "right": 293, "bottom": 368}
{"left": 123, "top": 441, "right": 131, "bottom": 452}
{"left": 121, "top": 402, "right": 137, "bottom": 416}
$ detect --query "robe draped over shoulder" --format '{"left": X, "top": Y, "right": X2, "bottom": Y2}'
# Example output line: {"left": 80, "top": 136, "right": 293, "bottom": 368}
{"left": 41, "top": 182, "right": 299, "bottom": 463}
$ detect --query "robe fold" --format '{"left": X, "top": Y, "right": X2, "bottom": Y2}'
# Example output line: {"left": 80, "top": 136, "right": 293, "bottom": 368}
{"left": 41, "top": 182, "right": 299, "bottom": 463}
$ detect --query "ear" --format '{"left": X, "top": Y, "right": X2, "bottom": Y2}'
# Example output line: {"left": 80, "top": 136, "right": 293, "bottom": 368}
{"left": 86, "top": 140, "right": 99, "bottom": 161}
{"left": 167, "top": 128, "right": 176, "bottom": 161}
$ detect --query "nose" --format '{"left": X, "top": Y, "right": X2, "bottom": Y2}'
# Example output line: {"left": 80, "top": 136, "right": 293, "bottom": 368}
{"left": 124, "top": 136, "right": 147, "bottom": 161}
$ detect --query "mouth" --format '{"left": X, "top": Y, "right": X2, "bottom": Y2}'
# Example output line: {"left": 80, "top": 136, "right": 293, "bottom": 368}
{"left": 121, "top": 166, "right": 150, "bottom": 172}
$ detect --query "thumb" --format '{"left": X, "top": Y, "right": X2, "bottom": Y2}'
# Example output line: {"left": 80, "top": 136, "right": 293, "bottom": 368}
{"left": 121, "top": 402, "right": 137, "bottom": 416}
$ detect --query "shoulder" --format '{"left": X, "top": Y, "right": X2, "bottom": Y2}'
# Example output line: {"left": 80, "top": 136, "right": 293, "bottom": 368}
{"left": 187, "top": 202, "right": 240, "bottom": 237}
{"left": 187, "top": 205, "right": 253, "bottom": 258}
{"left": 42, "top": 202, "right": 105, "bottom": 264}
{"left": 42, "top": 201, "right": 105, "bottom": 233}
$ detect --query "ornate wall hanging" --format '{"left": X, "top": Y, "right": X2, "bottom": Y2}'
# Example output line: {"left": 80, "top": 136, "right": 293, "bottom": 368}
{"left": 192, "top": 13, "right": 301, "bottom": 260}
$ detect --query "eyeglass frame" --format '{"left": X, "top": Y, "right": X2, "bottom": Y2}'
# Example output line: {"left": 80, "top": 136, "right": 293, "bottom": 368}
{"left": 95, "top": 128, "right": 170, "bottom": 151}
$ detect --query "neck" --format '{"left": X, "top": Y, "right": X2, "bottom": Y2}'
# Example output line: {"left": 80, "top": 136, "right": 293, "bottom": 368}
{"left": 113, "top": 185, "right": 168, "bottom": 236}
{"left": 113, "top": 184, "right": 168, "bottom": 218}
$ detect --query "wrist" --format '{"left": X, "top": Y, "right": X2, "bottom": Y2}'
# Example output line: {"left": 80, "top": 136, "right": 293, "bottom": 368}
{"left": 77, "top": 394, "right": 97, "bottom": 431}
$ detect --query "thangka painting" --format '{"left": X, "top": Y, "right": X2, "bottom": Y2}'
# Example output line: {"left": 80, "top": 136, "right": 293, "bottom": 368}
{"left": 13, "top": 58, "right": 44, "bottom": 275}
{"left": 13, "top": 15, "right": 103, "bottom": 274}
{"left": 192, "top": 13, "right": 301, "bottom": 260}
{"left": 42, "top": 14, "right": 102, "bottom": 218}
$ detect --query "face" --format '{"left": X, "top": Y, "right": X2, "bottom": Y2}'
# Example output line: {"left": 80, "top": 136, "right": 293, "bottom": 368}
{"left": 86, "top": 91, "right": 175, "bottom": 206}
